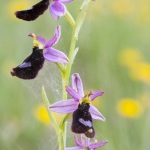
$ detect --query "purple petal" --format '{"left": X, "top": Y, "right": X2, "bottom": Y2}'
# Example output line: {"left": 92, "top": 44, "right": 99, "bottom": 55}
{"left": 66, "top": 86, "right": 81, "bottom": 101}
{"left": 80, "top": 134, "right": 90, "bottom": 147}
{"left": 60, "top": 0, "right": 72, "bottom": 3}
{"left": 44, "top": 47, "right": 69, "bottom": 63}
{"left": 49, "top": 99, "right": 78, "bottom": 113}
{"left": 89, "top": 105, "right": 105, "bottom": 121}
{"left": 89, "top": 140, "right": 108, "bottom": 149}
{"left": 45, "top": 25, "right": 61, "bottom": 48}
{"left": 74, "top": 134, "right": 83, "bottom": 147}
{"left": 50, "top": 1, "right": 66, "bottom": 19}
{"left": 50, "top": 10, "right": 59, "bottom": 20}
{"left": 72, "top": 73, "right": 84, "bottom": 98}
{"left": 90, "top": 90, "right": 104, "bottom": 101}
{"left": 66, "top": 147, "right": 81, "bottom": 150}
{"left": 37, "top": 36, "right": 46, "bottom": 45}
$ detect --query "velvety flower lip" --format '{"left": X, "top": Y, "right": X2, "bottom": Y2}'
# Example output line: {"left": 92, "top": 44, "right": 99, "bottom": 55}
{"left": 66, "top": 134, "right": 108, "bottom": 150}
{"left": 49, "top": 73, "right": 105, "bottom": 121}
{"left": 32, "top": 25, "right": 69, "bottom": 64}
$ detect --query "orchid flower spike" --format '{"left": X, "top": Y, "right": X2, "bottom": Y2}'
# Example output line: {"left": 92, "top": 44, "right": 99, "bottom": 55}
{"left": 49, "top": 73, "right": 105, "bottom": 137}
{"left": 49, "top": 73, "right": 105, "bottom": 121}
{"left": 66, "top": 134, "right": 108, "bottom": 150}
{"left": 15, "top": 0, "right": 73, "bottom": 21}
{"left": 11, "top": 25, "right": 68, "bottom": 79}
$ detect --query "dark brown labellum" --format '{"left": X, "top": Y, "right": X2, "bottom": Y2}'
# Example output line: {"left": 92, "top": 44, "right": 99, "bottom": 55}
{"left": 11, "top": 47, "right": 45, "bottom": 79}
{"left": 71, "top": 102, "right": 95, "bottom": 138}
{"left": 15, "top": 0, "right": 49, "bottom": 21}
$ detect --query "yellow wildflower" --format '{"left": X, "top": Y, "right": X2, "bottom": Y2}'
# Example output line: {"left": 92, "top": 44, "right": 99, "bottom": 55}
{"left": 34, "top": 104, "right": 62, "bottom": 125}
{"left": 34, "top": 104, "right": 50, "bottom": 124}
{"left": 129, "top": 62, "right": 150, "bottom": 84}
{"left": 119, "top": 48, "right": 143, "bottom": 67}
{"left": 117, "top": 98, "right": 143, "bottom": 118}
{"left": 88, "top": 1, "right": 104, "bottom": 20}
{"left": 135, "top": 0, "right": 150, "bottom": 24}
{"left": 119, "top": 48, "right": 150, "bottom": 84}
{"left": 111, "top": 0, "right": 134, "bottom": 17}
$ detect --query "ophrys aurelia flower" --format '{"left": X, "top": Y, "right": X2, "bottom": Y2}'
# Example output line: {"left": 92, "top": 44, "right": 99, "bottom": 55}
{"left": 49, "top": 73, "right": 105, "bottom": 121}
{"left": 49, "top": 73, "right": 105, "bottom": 137}
{"left": 11, "top": 25, "right": 68, "bottom": 79}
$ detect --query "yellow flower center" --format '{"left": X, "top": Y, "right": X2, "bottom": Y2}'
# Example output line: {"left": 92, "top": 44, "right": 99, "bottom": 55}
{"left": 80, "top": 91, "right": 92, "bottom": 104}
{"left": 29, "top": 33, "right": 44, "bottom": 49}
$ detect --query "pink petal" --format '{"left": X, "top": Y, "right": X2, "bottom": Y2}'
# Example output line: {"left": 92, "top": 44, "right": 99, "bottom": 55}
{"left": 89, "top": 140, "right": 108, "bottom": 149}
{"left": 45, "top": 25, "right": 61, "bottom": 48}
{"left": 72, "top": 73, "right": 84, "bottom": 97}
{"left": 49, "top": 1, "right": 66, "bottom": 19}
{"left": 66, "top": 86, "right": 81, "bottom": 101}
{"left": 80, "top": 134, "right": 90, "bottom": 147}
{"left": 74, "top": 134, "right": 83, "bottom": 147}
{"left": 49, "top": 99, "right": 78, "bottom": 113}
{"left": 90, "top": 90, "right": 104, "bottom": 101}
{"left": 89, "top": 105, "right": 105, "bottom": 121}
{"left": 37, "top": 36, "right": 46, "bottom": 45}
{"left": 50, "top": 8, "right": 59, "bottom": 19}
{"left": 44, "top": 47, "right": 69, "bottom": 63}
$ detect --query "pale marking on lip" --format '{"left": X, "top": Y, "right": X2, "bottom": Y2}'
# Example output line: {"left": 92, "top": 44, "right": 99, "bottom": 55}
{"left": 79, "top": 118, "right": 92, "bottom": 127}
{"left": 19, "top": 62, "right": 31, "bottom": 68}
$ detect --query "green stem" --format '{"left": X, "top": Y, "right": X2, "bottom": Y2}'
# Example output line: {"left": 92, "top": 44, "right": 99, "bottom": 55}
{"left": 57, "top": 0, "right": 92, "bottom": 149}
{"left": 65, "top": 29, "right": 77, "bottom": 86}
{"left": 55, "top": 63, "right": 66, "bottom": 74}
{"left": 65, "top": 0, "right": 91, "bottom": 86}
{"left": 64, "top": 10, "right": 75, "bottom": 28}
{"left": 58, "top": 131, "right": 64, "bottom": 150}
{"left": 62, "top": 74, "right": 68, "bottom": 100}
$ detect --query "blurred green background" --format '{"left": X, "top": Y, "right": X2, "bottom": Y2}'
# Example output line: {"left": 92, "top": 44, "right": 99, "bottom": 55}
{"left": 1, "top": 0, "right": 150, "bottom": 149}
